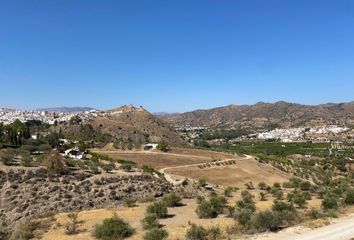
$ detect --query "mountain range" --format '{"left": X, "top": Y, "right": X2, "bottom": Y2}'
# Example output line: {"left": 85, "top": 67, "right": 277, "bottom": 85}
{"left": 161, "top": 101, "right": 354, "bottom": 130}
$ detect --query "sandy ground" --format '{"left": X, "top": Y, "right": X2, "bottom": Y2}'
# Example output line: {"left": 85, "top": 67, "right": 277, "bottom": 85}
{"left": 166, "top": 157, "right": 291, "bottom": 188}
{"left": 41, "top": 198, "right": 236, "bottom": 240}
{"left": 94, "top": 147, "right": 237, "bottom": 169}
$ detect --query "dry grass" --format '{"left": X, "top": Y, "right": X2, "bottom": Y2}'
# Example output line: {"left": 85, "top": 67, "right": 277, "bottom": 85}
{"left": 94, "top": 147, "right": 237, "bottom": 169}
{"left": 41, "top": 199, "right": 235, "bottom": 240}
{"left": 167, "top": 158, "right": 291, "bottom": 188}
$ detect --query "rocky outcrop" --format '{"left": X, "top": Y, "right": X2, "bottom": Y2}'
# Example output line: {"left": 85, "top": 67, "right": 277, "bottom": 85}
{"left": 0, "top": 168, "right": 172, "bottom": 234}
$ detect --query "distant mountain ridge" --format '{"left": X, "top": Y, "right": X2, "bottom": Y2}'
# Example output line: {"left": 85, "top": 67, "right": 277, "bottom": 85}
{"left": 36, "top": 107, "right": 95, "bottom": 113}
{"left": 161, "top": 101, "right": 354, "bottom": 129}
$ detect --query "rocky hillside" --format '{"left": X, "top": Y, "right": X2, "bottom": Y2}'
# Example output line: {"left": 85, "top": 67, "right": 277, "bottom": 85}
{"left": 0, "top": 167, "right": 172, "bottom": 235}
{"left": 89, "top": 105, "right": 185, "bottom": 145}
{"left": 162, "top": 101, "right": 354, "bottom": 129}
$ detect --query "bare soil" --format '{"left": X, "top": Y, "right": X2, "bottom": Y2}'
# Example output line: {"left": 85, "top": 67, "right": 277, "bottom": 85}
{"left": 167, "top": 157, "right": 291, "bottom": 188}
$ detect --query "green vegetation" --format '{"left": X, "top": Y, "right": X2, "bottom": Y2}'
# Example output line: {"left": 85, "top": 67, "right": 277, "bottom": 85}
{"left": 185, "top": 224, "right": 222, "bottom": 240}
{"left": 196, "top": 194, "right": 227, "bottom": 219}
{"left": 10, "top": 220, "right": 38, "bottom": 240}
{"left": 146, "top": 202, "right": 168, "bottom": 219}
{"left": 143, "top": 228, "right": 168, "bottom": 240}
{"left": 65, "top": 212, "right": 80, "bottom": 235}
{"left": 142, "top": 165, "right": 161, "bottom": 176}
{"left": 123, "top": 197, "right": 136, "bottom": 208}
{"left": 157, "top": 140, "right": 169, "bottom": 152}
{"left": 161, "top": 193, "right": 182, "bottom": 207}
{"left": 43, "top": 150, "right": 65, "bottom": 174}
{"left": 93, "top": 214, "right": 134, "bottom": 240}
{"left": 251, "top": 210, "right": 281, "bottom": 232}
{"left": 141, "top": 214, "right": 159, "bottom": 230}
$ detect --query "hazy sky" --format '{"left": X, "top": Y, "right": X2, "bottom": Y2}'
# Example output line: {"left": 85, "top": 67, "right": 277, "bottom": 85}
{"left": 1, "top": 0, "right": 354, "bottom": 112}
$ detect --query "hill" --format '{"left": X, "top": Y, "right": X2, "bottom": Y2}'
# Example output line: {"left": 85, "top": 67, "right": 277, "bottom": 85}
{"left": 89, "top": 105, "right": 185, "bottom": 145}
{"left": 161, "top": 101, "right": 354, "bottom": 129}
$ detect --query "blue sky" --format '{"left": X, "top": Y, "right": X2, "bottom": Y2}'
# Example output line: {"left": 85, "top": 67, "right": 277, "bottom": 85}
{"left": 0, "top": 0, "right": 354, "bottom": 112}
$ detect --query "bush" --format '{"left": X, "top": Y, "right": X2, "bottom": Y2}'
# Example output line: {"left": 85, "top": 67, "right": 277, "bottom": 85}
{"left": 198, "top": 178, "right": 207, "bottom": 187}
{"left": 322, "top": 196, "right": 338, "bottom": 210}
{"left": 161, "top": 193, "right": 182, "bottom": 207}
{"left": 234, "top": 208, "right": 253, "bottom": 227}
{"left": 272, "top": 201, "right": 298, "bottom": 226}
{"left": 236, "top": 191, "right": 256, "bottom": 212}
{"left": 123, "top": 197, "right": 136, "bottom": 208}
{"left": 209, "top": 195, "right": 227, "bottom": 214}
{"left": 185, "top": 224, "right": 222, "bottom": 240}
{"left": 146, "top": 202, "right": 168, "bottom": 219}
{"left": 196, "top": 195, "right": 227, "bottom": 219}
{"left": 157, "top": 140, "right": 169, "bottom": 152}
{"left": 0, "top": 149, "right": 15, "bottom": 165}
{"left": 65, "top": 212, "right": 80, "bottom": 235}
{"left": 141, "top": 214, "right": 159, "bottom": 230}
{"left": 345, "top": 189, "right": 354, "bottom": 205}
{"left": 20, "top": 152, "right": 32, "bottom": 167}
{"left": 258, "top": 182, "right": 267, "bottom": 190}
{"left": 185, "top": 224, "right": 208, "bottom": 240}
{"left": 43, "top": 150, "right": 65, "bottom": 174}
{"left": 307, "top": 208, "right": 323, "bottom": 219}
{"left": 251, "top": 210, "right": 281, "bottom": 232}
{"left": 300, "top": 181, "right": 312, "bottom": 191}
{"left": 93, "top": 214, "right": 134, "bottom": 240}
{"left": 101, "top": 162, "right": 115, "bottom": 173}
{"left": 120, "top": 163, "right": 133, "bottom": 172}
{"left": 143, "top": 228, "right": 168, "bottom": 240}
{"left": 259, "top": 192, "right": 267, "bottom": 201}
{"left": 224, "top": 186, "right": 236, "bottom": 197}
{"left": 10, "top": 220, "right": 38, "bottom": 240}
{"left": 196, "top": 200, "right": 218, "bottom": 219}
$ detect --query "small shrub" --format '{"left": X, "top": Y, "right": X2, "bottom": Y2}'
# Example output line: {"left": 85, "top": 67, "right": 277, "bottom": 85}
{"left": 146, "top": 202, "right": 168, "bottom": 219}
{"left": 259, "top": 192, "right": 267, "bottom": 201}
{"left": 141, "top": 214, "right": 159, "bottom": 230}
{"left": 236, "top": 191, "right": 256, "bottom": 213}
{"left": 224, "top": 186, "right": 236, "bottom": 197}
{"left": 300, "top": 181, "right": 312, "bottom": 191}
{"left": 322, "top": 196, "right": 338, "bottom": 210}
{"left": 196, "top": 200, "right": 218, "bottom": 219}
{"left": 157, "top": 140, "right": 169, "bottom": 152}
{"left": 65, "top": 212, "right": 80, "bottom": 235}
{"left": 344, "top": 189, "right": 354, "bottom": 205}
{"left": 198, "top": 178, "right": 207, "bottom": 187}
{"left": 307, "top": 208, "right": 323, "bottom": 219}
{"left": 258, "top": 182, "right": 267, "bottom": 190}
{"left": 251, "top": 210, "right": 281, "bottom": 232}
{"left": 93, "top": 213, "right": 134, "bottom": 240}
{"left": 10, "top": 220, "right": 38, "bottom": 240}
{"left": 234, "top": 208, "right": 253, "bottom": 227}
{"left": 161, "top": 193, "right": 182, "bottom": 207}
{"left": 123, "top": 197, "right": 136, "bottom": 208}
{"left": 143, "top": 228, "right": 168, "bottom": 240}
{"left": 185, "top": 224, "right": 208, "bottom": 240}
{"left": 185, "top": 224, "right": 222, "bottom": 240}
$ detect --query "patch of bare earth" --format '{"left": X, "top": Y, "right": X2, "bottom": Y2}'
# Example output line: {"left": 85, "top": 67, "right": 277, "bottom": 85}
{"left": 167, "top": 157, "right": 291, "bottom": 188}
{"left": 94, "top": 147, "right": 237, "bottom": 169}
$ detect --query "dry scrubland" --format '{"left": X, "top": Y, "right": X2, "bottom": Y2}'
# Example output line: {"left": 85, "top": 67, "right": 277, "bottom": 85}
{"left": 41, "top": 190, "right": 324, "bottom": 240}
{"left": 40, "top": 147, "right": 302, "bottom": 240}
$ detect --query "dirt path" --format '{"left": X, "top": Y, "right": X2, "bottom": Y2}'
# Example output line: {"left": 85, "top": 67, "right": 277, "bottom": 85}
{"left": 251, "top": 213, "right": 354, "bottom": 240}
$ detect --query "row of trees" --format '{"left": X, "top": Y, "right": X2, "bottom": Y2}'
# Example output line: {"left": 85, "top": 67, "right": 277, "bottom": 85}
{"left": 0, "top": 120, "right": 31, "bottom": 146}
